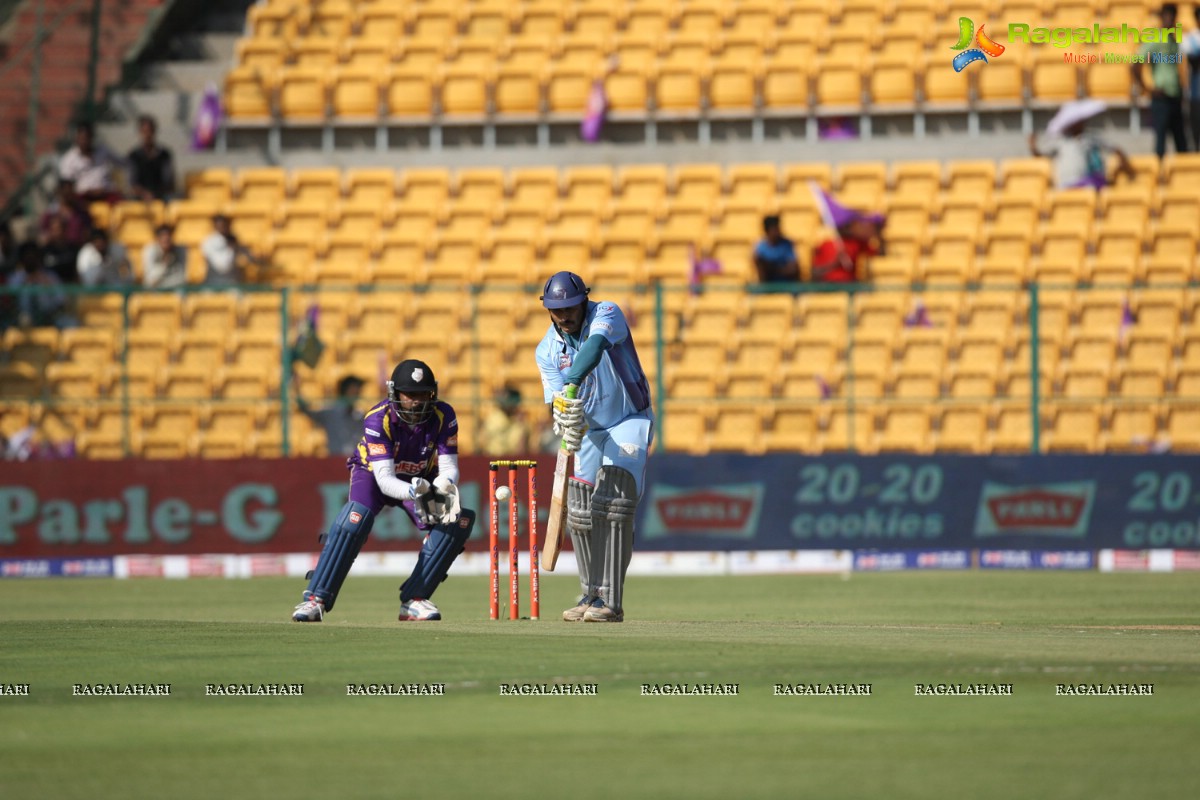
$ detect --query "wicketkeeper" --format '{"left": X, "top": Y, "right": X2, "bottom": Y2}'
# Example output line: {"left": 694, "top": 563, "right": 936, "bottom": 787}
{"left": 535, "top": 272, "right": 655, "bottom": 622}
{"left": 291, "top": 359, "right": 474, "bottom": 622}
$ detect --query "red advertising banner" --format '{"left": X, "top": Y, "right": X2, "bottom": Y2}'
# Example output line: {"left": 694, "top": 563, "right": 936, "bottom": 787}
{"left": 0, "top": 456, "right": 555, "bottom": 557}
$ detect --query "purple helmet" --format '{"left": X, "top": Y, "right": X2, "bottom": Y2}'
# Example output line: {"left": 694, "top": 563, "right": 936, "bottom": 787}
{"left": 540, "top": 271, "right": 590, "bottom": 310}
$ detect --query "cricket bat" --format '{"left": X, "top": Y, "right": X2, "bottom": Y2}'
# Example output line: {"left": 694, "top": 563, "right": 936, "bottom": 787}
{"left": 542, "top": 385, "right": 577, "bottom": 571}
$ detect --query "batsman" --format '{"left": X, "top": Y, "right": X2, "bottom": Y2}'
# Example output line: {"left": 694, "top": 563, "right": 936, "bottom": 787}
{"left": 291, "top": 359, "right": 474, "bottom": 623}
{"left": 536, "top": 271, "right": 654, "bottom": 622}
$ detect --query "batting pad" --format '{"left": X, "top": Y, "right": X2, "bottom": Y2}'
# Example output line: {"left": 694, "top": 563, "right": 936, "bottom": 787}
{"left": 400, "top": 508, "right": 475, "bottom": 602}
{"left": 567, "top": 478, "right": 595, "bottom": 598}
{"left": 592, "top": 467, "right": 637, "bottom": 611}
{"left": 304, "top": 501, "right": 374, "bottom": 612}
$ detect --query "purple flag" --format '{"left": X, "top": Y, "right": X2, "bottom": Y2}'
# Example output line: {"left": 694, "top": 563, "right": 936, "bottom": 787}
{"left": 192, "top": 83, "right": 223, "bottom": 151}
{"left": 688, "top": 246, "right": 722, "bottom": 294}
{"left": 1118, "top": 295, "right": 1136, "bottom": 344}
{"left": 904, "top": 300, "right": 934, "bottom": 328}
{"left": 581, "top": 78, "right": 609, "bottom": 143}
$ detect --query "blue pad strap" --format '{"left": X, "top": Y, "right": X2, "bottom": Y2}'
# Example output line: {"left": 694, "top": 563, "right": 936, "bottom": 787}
{"left": 400, "top": 508, "right": 475, "bottom": 602}
{"left": 303, "top": 501, "right": 374, "bottom": 612}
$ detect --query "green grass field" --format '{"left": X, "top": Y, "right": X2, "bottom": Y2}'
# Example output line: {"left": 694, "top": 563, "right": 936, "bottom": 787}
{"left": 2, "top": 572, "right": 1198, "bottom": 799}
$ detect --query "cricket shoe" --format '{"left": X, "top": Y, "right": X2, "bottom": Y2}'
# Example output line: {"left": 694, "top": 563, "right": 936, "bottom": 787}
{"left": 562, "top": 595, "right": 596, "bottom": 622}
{"left": 292, "top": 598, "right": 325, "bottom": 622}
{"left": 398, "top": 598, "right": 441, "bottom": 621}
{"left": 583, "top": 599, "right": 623, "bottom": 623}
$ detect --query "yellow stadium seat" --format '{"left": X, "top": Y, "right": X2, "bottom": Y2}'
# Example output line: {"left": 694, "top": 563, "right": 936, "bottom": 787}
{"left": 626, "top": 4, "right": 669, "bottom": 37}
{"left": 876, "top": 404, "right": 933, "bottom": 454}
{"left": 976, "top": 59, "right": 1025, "bottom": 109}
{"left": 815, "top": 60, "right": 863, "bottom": 110}
{"left": 246, "top": 3, "right": 296, "bottom": 39}
{"left": 331, "top": 66, "right": 383, "bottom": 119}
{"left": 1165, "top": 404, "right": 1200, "bottom": 451}
{"left": 820, "top": 407, "right": 876, "bottom": 453}
{"left": 990, "top": 403, "right": 1037, "bottom": 453}
{"left": 772, "top": 31, "right": 817, "bottom": 65}
{"left": 661, "top": 403, "right": 710, "bottom": 454}
{"left": 358, "top": 6, "right": 404, "bottom": 42}
{"left": 385, "top": 66, "right": 437, "bottom": 119}
{"left": 292, "top": 37, "right": 340, "bottom": 69}
{"left": 439, "top": 64, "right": 490, "bottom": 119}
{"left": 654, "top": 64, "right": 702, "bottom": 114}
{"left": 157, "top": 365, "right": 211, "bottom": 400}
{"left": 494, "top": 64, "right": 543, "bottom": 116}
{"left": 710, "top": 404, "right": 764, "bottom": 454}
{"left": 869, "top": 56, "right": 917, "bottom": 109}
{"left": 761, "top": 59, "right": 810, "bottom": 112}
{"left": 1162, "top": 152, "right": 1200, "bottom": 188}
{"left": 304, "top": 1, "right": 353, "bottom": 38}
{"left": 1031, "top": 57, "right": 1080, "bottom": 105}
{"left": 1045, "top": 405, "right": 1102, "bottom": 453}
{"left": 938, "top": 407, "right": 988, "bottom": 453}
{"left": 708, "top": 57, "right": 758, "bottom": 113}
{"left": 408, "top": 5, "right": 459, "bottom": 40}
{"left": 174, "top": 329, "right": 227, "bottom": 371}
{"left": 572, "top": 0, "right": 621, "bottom": 39}
{"left": 762, "top": 407, "right": 819, "bottom": 452}
{"left": 277, "top": 66, "right": 328, "bottom": 120}
{"left": 237, "top": 167, "right": 287, "bottom": 205}
{"left": 464, "top": 0, "right": 514, "bottom": 40}
{"left": 185, "top": 168, "right": 233, "bottom": 204}
{"left": 1000, "top": 158, "right": 1051, "bottom": 196}
{"left": 396, "top": 36, "right": 447, "bottom": 72}
{"left": 1060, "top": 363, "right": 1111, "bottom": 400}
{"left": 1106, "top": 404, "right": 1160, "bottom": 452}
{"left": 215, "top": 366, "right": 273, "bottom": 399}
{"left": 127, "top": 293, "right": 182, "bottom": 331}
{"left": 224, "top": 66, "right": 274, "bottom": 120}
{"left": 1172, "top": 366, "right": 1200, "bottom": 397}
{"left": 519, "top": 0, "right": 565, "bottom": 37}
{"left": 1118, "top": 366, "right": 1164, "bottom": 400}
{"left": 112, "top": 200, "right": 162, "bottom": 250}
{"left": 344, "top": 169, "right": 397, "bottom": 208}
{"left": 946, "top": 161, "right": 996, "bottom": 198}
{"left": 545, "top": 62, "right": 594, "bottom": 115}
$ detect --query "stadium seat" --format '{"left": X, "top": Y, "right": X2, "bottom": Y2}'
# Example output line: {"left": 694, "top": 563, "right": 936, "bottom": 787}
{"left": 661, "top": 403, "right": 710, "bottom": 454}
{"left": 709, "top": 404, "right": 764, "bottom": 453}
{"left": 1045, "top": 405, "right": 1102, "bottom": 453}
{"left": 385, "top": 66, "right": 437, "bottom": 119}
{"left": 761, "top": 58, "right": 810, "bottom": 112}
{"left": 1164, "top": 404, "right": 1200, "bottom": 451}
{"left": 224, "top": 66, "right": 274, "bottom": 120}
{"left": 43, "top": 362, "right": 105, "bottom": 400}
{"left": 762, "top": 406, "right": 819, "bottom": 452}
{"left": 174, "top": 329, "right": 227, "bottom": 371}
{"left": 277, "top": 66, "right": 329, "bottom": 120}
{"left": 876, "top": 404, "right": 933, "bottom": 453}
{"left": 821, "top": 407, "right": 876, "bottom": 453}
{"left": 990, "top": 403, "right": 1038, "bottom": 453}
{"left": 815, "top": 60, "right": 864, "bottom": 112}
{"left": 1106, "top": 404, "right": 1160, "bottom": 452}
{"left": 976, "top": 58, "right": 1025, "bottom": 109}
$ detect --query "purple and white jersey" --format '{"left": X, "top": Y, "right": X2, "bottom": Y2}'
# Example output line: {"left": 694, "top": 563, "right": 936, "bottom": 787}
{"left": 349, "top": 399, "right": 459, "bottom": 480}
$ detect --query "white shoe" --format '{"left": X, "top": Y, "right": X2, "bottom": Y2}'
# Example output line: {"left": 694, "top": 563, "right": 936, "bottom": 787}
{"left": 399, "top": 598, "right": 441, "bottom": 621}
{"left": 292, "top": 598, "right": 325, "bottom": 622}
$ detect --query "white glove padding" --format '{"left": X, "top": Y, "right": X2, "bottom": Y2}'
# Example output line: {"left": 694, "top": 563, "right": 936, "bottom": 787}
{"left": 559, "top": 425, "right": 584, "bottom": 453}
{"left": 417, "top": 480, "right": 462, "bottom": 525}
{"left": 552, "top": 390, "right": 584, "bottom": 429}
{"left": 409, "top": 477, "right": 432, "bottom": 499}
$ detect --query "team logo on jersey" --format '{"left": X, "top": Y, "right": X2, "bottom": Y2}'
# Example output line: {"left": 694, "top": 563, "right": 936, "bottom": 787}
{"left": 365, "top": 428, "right": 381, "bottom": 436}
{"left": 447, "top": 435, "right": 459, "bottom": 447}
{"left": 367, "top": 443, "right": 388, "bottom": 456}
{"left": 349, "top": 511, "right": 362, "bottom": 524}
{"left": 558, "top": 353, "right": 572, "bottom": 369}
{"left": 411, "top": 367, "right": 424, "bottom": 382}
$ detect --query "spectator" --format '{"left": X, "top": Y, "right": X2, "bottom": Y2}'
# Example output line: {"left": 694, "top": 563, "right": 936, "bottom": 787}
{"left": 1132, "top": 4, "right": 1189, "bottom": 157}
{"left": 295, "top": 374, "right": 366, "bottom": 457}
{"left": 810, "top": 196, "right": 886, "bottom": 284}
{"left": 752, "top": 215, "right": 800, "bottom": 289}
{"left": 142, "top": 225, "right": 188, "bottom": 289}
{"left": 41, "top": 216, "right": 81, "bottom": 283}
{"left": 1183, "top": 5, "right": 1200, "bottom": 149}
{"left": 1029, "top": 99, "right": 1136, "bottom": 190}
{"left": 479, "top": 384, "right": 533, "bottom": 456}
{"left": 6, "top": 242, "right": 71, "bottom": 328}
{"left": 127, "top": 115, "right": 176, "bottom": 202}
{"left": 201, "top": 214, "right": 254, "bottom": 286}
{"left": 58, "top": 121, "right": 123, "bottom": 203}
{"left": 77, "top": 228, "right": 133, "bottom": 287}
{"left": 38, "top": 181, "right": 93, "bottom": 251}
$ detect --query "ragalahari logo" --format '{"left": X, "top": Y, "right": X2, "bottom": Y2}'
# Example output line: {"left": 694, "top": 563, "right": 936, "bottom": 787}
{"left": 951, "top": 16, "right": 1006, "bottom": 71}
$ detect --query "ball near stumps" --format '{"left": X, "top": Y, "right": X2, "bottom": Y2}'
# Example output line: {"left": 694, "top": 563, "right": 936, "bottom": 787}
{"left": 495, "top": 485, "right": 512, "bottom": 502}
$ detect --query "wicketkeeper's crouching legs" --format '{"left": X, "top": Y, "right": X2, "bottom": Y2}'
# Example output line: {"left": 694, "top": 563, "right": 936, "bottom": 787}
{"left": 588, "top": 466, "right": 637, "bottom": 622}
{"left": 293, "top": 501, "right": 375, "bottom": 621}
{"left": 400, "top": 509, "right": 476, "bottom": 604}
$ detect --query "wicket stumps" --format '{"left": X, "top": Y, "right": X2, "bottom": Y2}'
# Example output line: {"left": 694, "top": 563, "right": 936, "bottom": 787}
{"left": 488, "top": 460, "right": 539, "bottom": 620}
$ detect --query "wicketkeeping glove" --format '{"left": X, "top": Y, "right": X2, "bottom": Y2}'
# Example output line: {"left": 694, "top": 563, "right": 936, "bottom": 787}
{"left": 408, "top": 477, "right": 431, "bottom": 499}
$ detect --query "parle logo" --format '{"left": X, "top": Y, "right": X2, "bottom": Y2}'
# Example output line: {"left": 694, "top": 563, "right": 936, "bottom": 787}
{"left": 951, "top": 16, "right": 1006, "bottom": 72}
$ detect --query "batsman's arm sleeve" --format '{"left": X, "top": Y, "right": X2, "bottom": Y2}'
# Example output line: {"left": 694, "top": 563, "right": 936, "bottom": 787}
{"left": 372, "top": 459, "right": 416, "bottom": 501}
{"left": 437, "top": 453, "right": 460, "bottom": 485}
{"left": 564, "top": 334, "right": 612, "bottom": 385}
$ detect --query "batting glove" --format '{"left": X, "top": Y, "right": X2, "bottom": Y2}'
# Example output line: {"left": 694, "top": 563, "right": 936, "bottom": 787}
{"left": 560, "top": 425, "right": 585, "bottom": 453}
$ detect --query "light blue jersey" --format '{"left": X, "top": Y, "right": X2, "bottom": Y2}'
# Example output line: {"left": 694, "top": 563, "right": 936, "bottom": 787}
{"left": 536, "top": 299, "right": 655, "bottom": 493}
{"left": 536, "top": 300, "right": 651, "bottom": 430}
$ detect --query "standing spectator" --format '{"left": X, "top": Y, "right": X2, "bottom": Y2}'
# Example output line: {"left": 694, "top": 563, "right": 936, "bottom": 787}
{"left": 38, "top": 181, "right": 93, "bottom": 252}
{"left": 142, "top": 225, "right": 188, "bottom": 288}
{"left": 1183, "top": 5, "right": 1200, "bottom": 149}
{"left": 1029, "top": 99, "right": 1137, "bottom": 189}
{"left": 127, "top": 116, "right": 176, "bottom": 202}
{"left": 751, "top": 215, "right": 800, "bottom": 290}
{"left": 201, "top": 214, "right": 254, "bottom": 286}
{"left": 1133, "top": 4, "right": 1189, "bottom": 157}
{"left": 478, "top": 384, "right": 532, "bottom": 456}
{"left": 295, "top": 374, "right": 366, "bottom": 457}
{"left": 6, "top": 242, "right": 71, "bottom": 328}
{"left": 57, "top": 121, "right": 123, "bottom": 203}
{"left": 77, "top": 229, "right": 133, "bottom": 287}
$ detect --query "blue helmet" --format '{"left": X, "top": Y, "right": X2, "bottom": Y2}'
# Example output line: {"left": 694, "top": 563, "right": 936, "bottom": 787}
{"left": 540, "top": 271, "right": 590, "bottom": 309}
